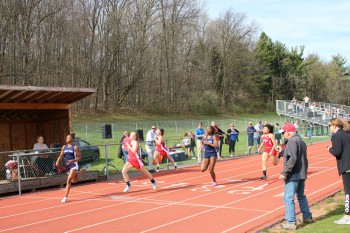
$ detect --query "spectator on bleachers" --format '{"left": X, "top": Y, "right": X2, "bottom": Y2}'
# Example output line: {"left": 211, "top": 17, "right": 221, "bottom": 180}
{"left": 303, "top": 96, "right": 310, "bottom": 107}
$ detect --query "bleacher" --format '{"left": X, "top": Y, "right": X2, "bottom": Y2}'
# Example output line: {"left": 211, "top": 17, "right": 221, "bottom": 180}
{"left": 276, "top": 100, "right": 350, "bottom": 126}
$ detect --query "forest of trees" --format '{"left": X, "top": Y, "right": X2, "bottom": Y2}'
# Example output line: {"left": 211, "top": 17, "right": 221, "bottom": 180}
{"left": 0, "top": 0, "right": 349, "bottom": 114}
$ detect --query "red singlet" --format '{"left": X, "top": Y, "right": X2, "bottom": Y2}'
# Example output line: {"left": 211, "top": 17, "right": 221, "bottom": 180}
{"left": 261, "top": 134, "right": 277, "bottom": 156}
{"left": 128, "top": 145, "right": 144, "bottom": 169}
{"left": 156, "top": 141, "right": 170, "bottom": 158}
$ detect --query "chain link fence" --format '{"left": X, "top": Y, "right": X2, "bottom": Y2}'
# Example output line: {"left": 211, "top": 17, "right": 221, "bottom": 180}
{"left": 1, "top": 126, "right": 330, "bottom": 195}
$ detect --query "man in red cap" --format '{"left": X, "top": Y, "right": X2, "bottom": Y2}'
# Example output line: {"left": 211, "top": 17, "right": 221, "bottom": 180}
{"left": 279, "top": 123, "right": 313, "bottom": 230}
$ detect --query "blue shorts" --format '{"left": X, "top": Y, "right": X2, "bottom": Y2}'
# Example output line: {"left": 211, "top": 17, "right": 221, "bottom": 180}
{"left": 204, "top": 151, "right": 217, "bottom": 159}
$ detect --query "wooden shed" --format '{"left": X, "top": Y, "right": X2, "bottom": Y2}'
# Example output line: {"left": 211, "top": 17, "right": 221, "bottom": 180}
{"left": 0, "top": 85, "right": 95, "bottom": 166}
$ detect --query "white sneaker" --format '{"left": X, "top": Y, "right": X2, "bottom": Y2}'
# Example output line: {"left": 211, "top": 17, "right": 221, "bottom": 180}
{"left": 152, "top": 181, "right": 157, "bottom": 190}
{"left": 334, "top": 217, "right": 350, "bottom": 224}
{"left": 156, "top": 167, "right": 160, "bottom": 172}
{"left": 82, "top": 164, "right": 91, "bottom": 170}
{"left": 123, "top": 185, "right": 131, "bottom": 193}
{"left": 61, "top": 196, "right": 68, "bottom": 203}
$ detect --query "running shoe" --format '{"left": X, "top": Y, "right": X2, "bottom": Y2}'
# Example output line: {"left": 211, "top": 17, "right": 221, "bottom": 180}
{"left": 152, "top": 181, "right": 157, "bottom": 190}
{"left": 334, "top": 217, "right": 350, "bottom": 224}
{"left": 212, "top": 182, "right": 217, "bottom": 186}
{"left": 82, "top": 164, "right": 91, "bottom": 170}
{"left": 156, "top": 167, "right": 160, "bottom": 172}
{"left": 281, "top": 223, "right": 297, "bottom": 230}
{"left": 61, "top": 196, "right": 68, "bottom": 203}
{"left": 260, "top": 175, "right": 267, "bottom": 180}
{"left": 123, "top": 184, "right": 131, "bottom": 193}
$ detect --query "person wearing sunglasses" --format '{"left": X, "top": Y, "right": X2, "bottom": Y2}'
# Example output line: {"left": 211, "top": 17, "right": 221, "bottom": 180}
{"left": 145, "top": 125, "right": 157, "bottom": 173}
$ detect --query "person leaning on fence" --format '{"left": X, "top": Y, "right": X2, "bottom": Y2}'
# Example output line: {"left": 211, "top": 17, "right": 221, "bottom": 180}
{"left": 145, "top": 125, "right": 157, "bottom": 173}
{"left": 279, "top": 123, "right": 313, "bottom": 230}
{"left": 56, "top": 133, "right": 91, "bottom": 203}
{"left": 33, "top": 135, "right": 55, "bottom": 176}
{"left": 195, "top": 122, "right": 205, "bottom": 164}
{"left": 327, "top": 118, "right": 350, "bottom": 224}
{"left": 246, "top": 122, "right": 256, "bottom": 156}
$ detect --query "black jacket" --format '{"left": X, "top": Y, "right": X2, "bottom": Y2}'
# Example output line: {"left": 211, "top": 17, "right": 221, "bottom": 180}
{"left": 329, "top": 129, "right": 350, "bottom": 175}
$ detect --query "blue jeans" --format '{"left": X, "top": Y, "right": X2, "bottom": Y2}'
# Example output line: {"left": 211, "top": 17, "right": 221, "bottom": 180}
{"left": 122, "top": 149, "right": 129, "bottom": 163}
{"left": 284, "top": 179, "right": 312, "bottom": 224}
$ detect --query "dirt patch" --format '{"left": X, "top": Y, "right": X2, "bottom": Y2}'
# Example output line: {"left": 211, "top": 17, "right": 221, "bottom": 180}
{"left": 265, "top": 190, "right": 344, "bottom": 232}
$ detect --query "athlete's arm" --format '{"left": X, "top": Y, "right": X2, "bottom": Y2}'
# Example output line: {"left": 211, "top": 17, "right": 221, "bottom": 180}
{"left": 269, "top": 134, "right": 277, "bottom": 155}
{"left": 55, "top": 145, "right": 65, "bottom": 166}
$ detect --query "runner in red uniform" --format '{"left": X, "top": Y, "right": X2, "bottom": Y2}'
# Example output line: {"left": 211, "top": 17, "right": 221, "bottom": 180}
{"left": 257, "top": 124, "right": 279, "bottom": 180}
{"left": 122, "top": 132, "right": 156, "bottom": 192}
{"left": 153, "top": 128, "right": 177, "bottom": 172}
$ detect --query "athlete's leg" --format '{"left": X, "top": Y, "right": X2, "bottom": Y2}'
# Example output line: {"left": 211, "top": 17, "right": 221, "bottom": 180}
{"left": 261, "top": 152, "right": 269, "bottom": 179}
{"left": 64, "top": 168, "right": 78, "bottom": 197}
{"left": 122, "top": 162, "right": 133, "bottom": 183}
{"left": 208, "top": 156, "right": 217, "bottom": 183}
{"left": 201, "top": 158, "right": 210, "bottom": 172}
{"left": 270, "top": 155, "right": 280, "bottom": 166}
{"left": 139, "top": 166, "right": 153, "bottom": 180}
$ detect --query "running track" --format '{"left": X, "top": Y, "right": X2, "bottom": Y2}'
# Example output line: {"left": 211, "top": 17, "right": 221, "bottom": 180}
{"left": 0, "top": 142, "right": 343, "bottom": 233}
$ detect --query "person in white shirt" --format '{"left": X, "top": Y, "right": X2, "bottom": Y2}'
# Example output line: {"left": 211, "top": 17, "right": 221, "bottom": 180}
{"left": 145, "top": 125, "right": 158, "bottom": 173}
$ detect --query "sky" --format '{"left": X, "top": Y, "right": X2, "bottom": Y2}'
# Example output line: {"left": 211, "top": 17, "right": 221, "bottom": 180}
{"left": 202, "top": 0, "right": 350, "bottom": 64}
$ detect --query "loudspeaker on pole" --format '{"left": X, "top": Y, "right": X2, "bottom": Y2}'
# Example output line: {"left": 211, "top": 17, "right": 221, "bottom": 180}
{"left": 137, "top": 129, "right": 144, "bottom": 141}
{"left": 102, "top": 124, "right": 112, "bottom": 139}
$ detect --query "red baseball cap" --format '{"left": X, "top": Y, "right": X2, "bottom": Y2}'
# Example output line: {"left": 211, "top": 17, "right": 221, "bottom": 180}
{"left": 279, "top": 123, "right": 296, "bottom": 133}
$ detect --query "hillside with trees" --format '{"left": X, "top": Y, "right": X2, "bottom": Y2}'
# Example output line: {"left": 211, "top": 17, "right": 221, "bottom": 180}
{"left": 0, "top": 0, "right": 349, "bottom": 114}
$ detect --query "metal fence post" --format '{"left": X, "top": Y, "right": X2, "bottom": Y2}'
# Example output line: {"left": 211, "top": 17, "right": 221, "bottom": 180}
{"left": 16, "top": 153, "right": 21, "bottom": 196}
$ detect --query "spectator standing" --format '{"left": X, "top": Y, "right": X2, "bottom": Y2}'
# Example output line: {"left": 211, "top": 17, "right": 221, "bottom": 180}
{"left": 303, "top": 96, "right": 310, "bottom": 107}
{"left": 211, "top": 121, "right": 224, "bottom": 159}
{"left": 188, "top": 131, "right": 196, "bottom": 159}
{"left": 327, "top": 118, "right": 350, "bottom": 224}
{"left": 274, "top": 123, "right": 282, "bottom": 145}
{"left": 246, "top": 122, "right": 256, "bottom": 156}
{"left": 145, "top": 125, "right": 157, "bottom": 173}
{"left": 195, "top": 123, "right": 205, "bottom": 164}
{"left": 279, "top": 123, "right": 313, "bottom": 230}
{"left": 226, "top": 123, "right": 239, "bottom": 157}
{"left": 294, "top": 120, "right": 299, "bottom": 135}
{"left": 182, "top": 132, "right": 191, "bottom": 159}
{"left": 254, "top": 121, "right": 263, "bottom": 154}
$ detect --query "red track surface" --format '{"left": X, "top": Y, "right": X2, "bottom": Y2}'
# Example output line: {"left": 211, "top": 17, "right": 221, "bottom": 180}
{"left": 0, "top": 142, "right": 343, "bottom": 233}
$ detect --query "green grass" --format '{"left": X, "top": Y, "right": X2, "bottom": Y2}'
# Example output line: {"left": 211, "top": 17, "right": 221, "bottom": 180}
{"left": 296, "top": 204, "right": 345, "bottom": 233}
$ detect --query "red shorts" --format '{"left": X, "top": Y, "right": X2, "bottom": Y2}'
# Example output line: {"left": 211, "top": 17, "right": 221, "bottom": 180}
{"left": 264, "top": 147, "right": 277, "bottom": 156}
{"left": 156, "top": 148, "right": 170, "bottom": 159}
{"left": 128, "top": 158, "right": 144, "bottom": 169}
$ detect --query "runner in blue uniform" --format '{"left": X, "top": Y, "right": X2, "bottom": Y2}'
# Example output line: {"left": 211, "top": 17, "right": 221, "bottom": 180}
{"left": 56, "top": 133, "right": 90, "bottom": 203}
{"left": 201, "top": 126, "right": 219, "bottom": 186}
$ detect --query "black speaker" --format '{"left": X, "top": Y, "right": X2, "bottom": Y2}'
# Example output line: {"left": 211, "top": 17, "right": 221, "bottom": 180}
{"left": 137, "top": 129, "right": 144, "bottom": 141}
{"left": 102, "top": 124, "right": 112, "bottom": 139}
